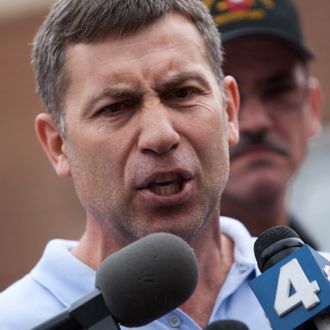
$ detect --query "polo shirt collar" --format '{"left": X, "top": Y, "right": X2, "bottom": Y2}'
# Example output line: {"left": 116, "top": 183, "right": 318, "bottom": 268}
{"left": 31, "top": 239, "right": 96, "bottom": 307}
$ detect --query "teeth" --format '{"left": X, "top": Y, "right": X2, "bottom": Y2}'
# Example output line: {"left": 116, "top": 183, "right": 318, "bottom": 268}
{"left": 147, "top": 173, "right": 184, "bottom": 196}
{"left": 150, "top": 182, "right": 181, "bottom": 196}
{"left": 153, "top": 173, "right": 178, "bottom": 184}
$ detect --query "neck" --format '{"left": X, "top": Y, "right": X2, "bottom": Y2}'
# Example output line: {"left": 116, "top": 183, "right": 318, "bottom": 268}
{"left": 221, "top": 194, "right": 288, "bottom": 236}
{"left": 71, "top": 217, "right": 124, "bottom": 270}
{"left": 179, "top": 217, "right": 234, "bottom": 328}
{"left": 72, "top": 213, "right": 234, "bottom": 329}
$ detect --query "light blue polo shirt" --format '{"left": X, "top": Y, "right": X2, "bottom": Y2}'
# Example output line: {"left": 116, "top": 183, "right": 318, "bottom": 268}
{"left": 0, "top": 217, "right": 271, "bottom": 329}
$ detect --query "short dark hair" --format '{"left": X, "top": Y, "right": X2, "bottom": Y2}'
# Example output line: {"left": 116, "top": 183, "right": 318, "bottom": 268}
{"left": 32, "top": 0, "right": 224, "bottom": 127}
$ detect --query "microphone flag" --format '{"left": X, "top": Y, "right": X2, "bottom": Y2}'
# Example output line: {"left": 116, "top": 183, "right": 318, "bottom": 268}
{"left": 250, "top": 245, "right": 330, "bottom": 330}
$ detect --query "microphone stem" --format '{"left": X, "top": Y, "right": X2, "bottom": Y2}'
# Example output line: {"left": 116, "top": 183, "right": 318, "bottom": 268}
{"left": 31, "top": 310, "right": 81, "bottom": 330}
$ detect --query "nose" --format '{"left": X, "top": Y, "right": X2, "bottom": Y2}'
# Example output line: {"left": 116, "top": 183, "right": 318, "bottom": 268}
{"left": 239, "top": 95, "right": 273, "bottom": 135}
{"left": 137, "top": 104, "right": 180, "bottom": 155}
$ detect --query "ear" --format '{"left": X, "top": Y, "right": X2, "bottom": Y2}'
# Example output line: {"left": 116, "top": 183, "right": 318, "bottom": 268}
{"left": 223, "top": 75, "right": 240, "bottom": 146}
{"left": 35, "top": 113, "right": 71, "bottom": 177}
{"left": 306, "top": 77, "right": 322, "bottom": 138}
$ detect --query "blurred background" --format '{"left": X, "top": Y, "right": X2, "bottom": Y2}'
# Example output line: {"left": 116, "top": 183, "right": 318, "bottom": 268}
{"left": 0, "top": 0, "right": 329, "bottom": 291}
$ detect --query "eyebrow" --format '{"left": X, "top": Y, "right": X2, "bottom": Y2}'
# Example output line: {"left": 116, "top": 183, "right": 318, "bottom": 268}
{"left": 85, "top": 86, "right": 143, "bottom": 111}
{"left": 83, "top": 71, "right": 212, "bottom": 113}
{"left": 154, "top": 71, "right": 212, "bottom": 94}
{"left": 256, "top": 67, "right": 308, "bottom": 88}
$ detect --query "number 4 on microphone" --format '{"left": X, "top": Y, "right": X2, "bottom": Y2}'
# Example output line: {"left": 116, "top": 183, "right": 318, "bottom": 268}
{"left": 275, "top": 258, "right": 320, "bottom": 317}
{"left": 250, "top": 245, "right": 330, "bottom": 330}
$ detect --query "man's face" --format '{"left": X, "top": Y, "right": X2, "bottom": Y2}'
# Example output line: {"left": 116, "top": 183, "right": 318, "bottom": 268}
{"left": 222, "top": 36, "right": 319, "bottom": 203}
{"left": 50, "top": 13, "right": 238, "bottom": 242}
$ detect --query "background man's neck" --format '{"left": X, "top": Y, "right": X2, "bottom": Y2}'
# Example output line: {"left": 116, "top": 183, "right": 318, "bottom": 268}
{"left": 221, "top": 197, "right": 288, "bottom": 236}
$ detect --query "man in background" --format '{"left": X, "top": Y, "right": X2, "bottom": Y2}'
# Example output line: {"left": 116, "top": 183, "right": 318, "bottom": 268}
{"left": 206, "top": 0, "right": 322, "bottom": 247}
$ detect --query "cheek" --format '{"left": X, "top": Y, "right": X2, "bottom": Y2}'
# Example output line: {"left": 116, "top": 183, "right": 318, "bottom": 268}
{"left": 286, "top": 118, "right": 310, "bottom": 162}
{"left": 290, "top": 134, "right": 308, "bottom": 168}
{"left": 194, "top": 120, "right": 231, "bottom": 186}
{"left": 195, "top": 112, "right": 230, "bottom": 163}
{"left": 66, "top": 138, "right": 123, "bottom": 192}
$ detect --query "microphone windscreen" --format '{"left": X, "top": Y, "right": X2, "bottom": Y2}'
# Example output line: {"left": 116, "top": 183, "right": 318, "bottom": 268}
{"left": 254, "top": 226, "right": 300, "bottom": 260}
{"left": 206, "top": 320, "right": 249, "bottom": 330}
{"left": 254, "top": 226, "right": 304, "bottom": 272}
{"left": 96, "top": 232, "right": 199, "bottom": 327}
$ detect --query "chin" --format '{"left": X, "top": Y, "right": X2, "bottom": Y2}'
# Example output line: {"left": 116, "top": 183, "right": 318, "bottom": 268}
{"left": 249, "top": 180, "right": 285, "bottom": 202}
{"left": 131, "top": 215, "right": 205, "bottom": 243}
{"left": 247, "top": 168, "right": 288, "bottom": 194}
{"left": 227, "top": 178, "right": 284, "bottom": 203}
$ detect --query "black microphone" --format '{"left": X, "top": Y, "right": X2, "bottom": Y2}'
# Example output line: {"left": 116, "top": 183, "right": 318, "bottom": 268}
{"left": 254, "top": 225, "right": 304, "bottom": 273}
{"left": 32, "top": 232, "right": 199, "bottom": 329}
{"left": 205, "top": 320, "right": 249, "bottom": 329}
{"left": 251, "top": 226, "right": 330, "bottom": 330}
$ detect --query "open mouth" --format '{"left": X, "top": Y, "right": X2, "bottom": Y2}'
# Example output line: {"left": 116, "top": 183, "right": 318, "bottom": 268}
{"left": 147, "top": 173, "right": 184, "bottom": 196}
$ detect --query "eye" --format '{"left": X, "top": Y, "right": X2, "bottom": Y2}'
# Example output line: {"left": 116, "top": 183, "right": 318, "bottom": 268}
{"left": 166, "top": 86, "right": 197, "bottom": 101}
{"left": 102, "top": 102, "right": 126, "bottom": 114}
{"left": 262, "top": 82, "right": 296, "bottom": 99}
{"left": 99, "top": 99, "right": 139, "bottom": 116}
{"left": 174, "top": 87, "right": 193, "bottom": 98}
{"left": 261, "top": 82, "right": 306, "bottom": 111}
